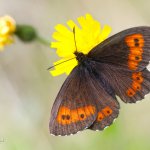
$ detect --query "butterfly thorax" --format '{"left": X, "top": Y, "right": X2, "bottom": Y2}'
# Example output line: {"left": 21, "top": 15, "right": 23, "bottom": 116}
{"left": 74, "top": 51, "right": 88, "bottom": 64}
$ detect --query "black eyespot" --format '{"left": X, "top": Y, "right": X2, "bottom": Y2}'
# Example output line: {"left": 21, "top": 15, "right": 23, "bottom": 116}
{"left": 135, "top": 43, "right": 139, "bottom": 47}
{"left": 135, "top": 56, "right": 140, "bottom": 60}
{"left": 80, "top": 114, "right": 84, "bottom": 118}
{"left": 107, "top": 110, "right": 110, "bottom": 114}
{"left": 66, "top": 115, "right": 70, "bottom": 120}
{"left": 136, "top": 77, "right": 140, "bottom": 80}
{"left": 134, "top": 38, "right": 139, "bottom": 47}
{"left": 134, "top": 38, "right": 139, "bottom": 42}
{"left": 99, "top": 117, "right": 102, "bottom": 120}
{"left": 61, "top": 115, "right": 66, "bottom": 120}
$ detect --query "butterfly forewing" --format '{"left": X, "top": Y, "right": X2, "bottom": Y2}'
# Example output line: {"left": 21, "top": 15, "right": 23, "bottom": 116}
{"left": 88, "top": 26, "right": 150, "bottom": 71}
{"left": 89, "top": 57, "right": 150, "bottom": 103}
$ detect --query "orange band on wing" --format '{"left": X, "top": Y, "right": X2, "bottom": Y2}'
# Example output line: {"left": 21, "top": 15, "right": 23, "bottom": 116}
{"left": 97, "top": 112, "right": 104, "bottom": 122}
{"left": 126, "top": 87, "right": 136, "bottom": 97}
{"left": 57, "top": 105, "right": 96, "bottom": 125}
{"left": 102, "top": 106, "right": 113, "bottom": 116}
{"left": 132, "top": 72, "right": 144, "bottom": 83}
{"left": 126, "top": 72, "right": 144, "bottom": 97}
{"left": 125, "top": 34, "right": 144, "bottom": 70}
{"left": 96, "top": 106, "right": 113, "bottom": 122}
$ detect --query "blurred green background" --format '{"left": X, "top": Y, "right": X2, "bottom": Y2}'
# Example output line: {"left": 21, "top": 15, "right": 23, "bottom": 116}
{"left": 0, "top": 0, "right": 150, "bottom": 150}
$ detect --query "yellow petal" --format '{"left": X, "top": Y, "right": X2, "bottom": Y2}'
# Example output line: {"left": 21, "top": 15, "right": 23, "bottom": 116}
{"left": 55, "top": 24, "right": 72, "bottom": 36}
{"left": 98, "top": 25, "right": 112, "bottom": 43}
{"left": 50, "top": 57, "right": 78, "bottom": 76}
{"left": 67, "top": 20, "right": 79, "bottom": 30}
{"left": 0, "top": 15, "right": 16, "bottom": 35}
{"left": 0, "top": 15, "right": 16, "bottom": 50}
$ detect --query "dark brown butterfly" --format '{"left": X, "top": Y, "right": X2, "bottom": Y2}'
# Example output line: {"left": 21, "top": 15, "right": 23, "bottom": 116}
{"left": 49, "top": 26, "right": 150, "bottom": 136}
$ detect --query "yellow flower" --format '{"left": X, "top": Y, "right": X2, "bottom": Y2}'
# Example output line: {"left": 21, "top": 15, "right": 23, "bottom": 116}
{"left": 0, "top": 15, "right": 16, "bottom": 50}
{"left": 50, "top": 14, "right": 111, "bottom": 76}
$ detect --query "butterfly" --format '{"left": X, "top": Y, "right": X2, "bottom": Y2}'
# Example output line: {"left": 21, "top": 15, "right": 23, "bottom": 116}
{"left": 49, "top": 26, "right": 150, "bottom": 136}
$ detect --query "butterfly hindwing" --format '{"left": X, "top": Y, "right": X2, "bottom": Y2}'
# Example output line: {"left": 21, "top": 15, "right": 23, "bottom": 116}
{"left": 49, "top": 63, "right": 120, "bottom": 135}
{"left": 92, "top": 62, "right": 150, "bottom": 103}
{"left": 85, "top": 67, "right": 120, "bottom": 130}
{"left": 89, "top": 98, "right": 119, "bottom": 131}
{"left": 50, "top": 65, "right": 98, "bottom": 136}
{"left": 88, "top": 26, "right": 150, "bottom": 71}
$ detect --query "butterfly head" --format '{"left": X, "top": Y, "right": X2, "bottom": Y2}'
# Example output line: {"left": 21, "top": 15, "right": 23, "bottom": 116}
{"left": 74, "top": 51, "right": 87, "bottom": 63}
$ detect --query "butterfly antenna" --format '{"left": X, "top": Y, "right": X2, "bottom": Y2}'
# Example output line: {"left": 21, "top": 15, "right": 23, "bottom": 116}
{"left": 73, "top": 27, "right": 78, "bottom": 52}
{"left": 47, "top": 57, "right": 76, "bottom": 70}
{"left": 47, "top": 27, "right": 77, "bottom": 70}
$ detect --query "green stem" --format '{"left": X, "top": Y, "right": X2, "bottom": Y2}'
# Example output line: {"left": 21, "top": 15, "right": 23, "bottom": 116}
{"left": 36, "top": 36, "right": 50, "bottom": 46}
